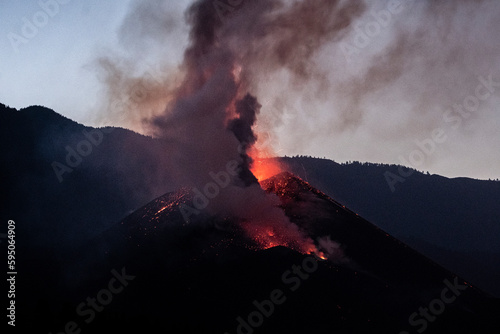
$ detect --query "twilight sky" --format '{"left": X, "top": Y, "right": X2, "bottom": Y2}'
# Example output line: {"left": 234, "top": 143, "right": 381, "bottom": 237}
{"left": 1, "top": 0, "right": 499, "bottom": 180}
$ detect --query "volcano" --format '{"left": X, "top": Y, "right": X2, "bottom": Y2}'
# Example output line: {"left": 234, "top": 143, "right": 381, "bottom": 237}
{"left": 20, "top": 172, "right": 494, "bottom": 334}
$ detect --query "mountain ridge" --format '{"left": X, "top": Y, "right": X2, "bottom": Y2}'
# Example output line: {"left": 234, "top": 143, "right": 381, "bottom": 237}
{"left": 2, "top": 103, "right": 499, "bottom": 297}
{"left": 50, "top": 172, "right": 499, "bottom": 333}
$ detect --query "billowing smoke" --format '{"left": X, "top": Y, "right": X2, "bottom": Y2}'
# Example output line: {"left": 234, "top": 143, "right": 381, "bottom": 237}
{"left": 92, "top": 1, "right": 500, "bottom": 182}
{"left": 228, "top": 94, "right": 260, "bottom": 186}
{"left": 93, "top": 0, "right": 365, "bottom": 254}
{"left": 94, "top": 0, "right": 366, "bottom": 138}
{"left": 318, "top": 236, "right": 348, "bottom": 263}
{"left": 275, "top": 0, "right": 500, "bottom": 178}
{"left": 145, "top": 0, "right": 365, "bottom": 188}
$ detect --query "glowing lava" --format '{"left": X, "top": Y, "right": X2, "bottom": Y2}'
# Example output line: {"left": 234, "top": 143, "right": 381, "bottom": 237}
{"left": 249, "top": 147, "right": 284, "bottom": 183}
{"left": 243, "top": 224, "right": 289, "bottom": 250}
{"left": 241, "top": 220, "right": 328, "bottom": 260}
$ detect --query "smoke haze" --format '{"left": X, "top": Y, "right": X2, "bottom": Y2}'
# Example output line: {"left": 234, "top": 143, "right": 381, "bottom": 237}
{"left": 89, "top": 0, "right": 500, "bottom": 251}
{"left": 92, "top": 1, "right": 500, "bottom": 180}
{"left": 90, "top": 0, "right": 369, "bottom": 254}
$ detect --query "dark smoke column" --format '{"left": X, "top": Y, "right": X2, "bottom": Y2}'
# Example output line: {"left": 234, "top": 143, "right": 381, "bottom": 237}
{"left": 143, "top": 0, "right": 365, "bottom": 254}
{"left": 228, "top": 94, "right": 261, "bottom": 186}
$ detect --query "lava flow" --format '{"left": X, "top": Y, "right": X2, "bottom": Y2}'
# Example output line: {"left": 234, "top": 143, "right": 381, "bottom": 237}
{"left": 240, "top": 216, "right": 326, "bottom": 260}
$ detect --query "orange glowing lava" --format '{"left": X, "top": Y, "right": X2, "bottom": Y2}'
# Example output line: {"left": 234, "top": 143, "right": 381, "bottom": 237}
{"left": 304, "top": 244, "right": 327, "bottom": 260}
{"left": 241, "top": 220, "right": 328, "bottom": 260}
{"left": 242, "top": 223, "right": 290, "bottom": 250}
{"left": 249, "top": 147, "right": 284, "bottom": 182}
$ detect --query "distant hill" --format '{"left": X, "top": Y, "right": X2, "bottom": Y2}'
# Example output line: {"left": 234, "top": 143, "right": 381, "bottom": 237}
{"left": 0, "top": 103, "right": 175, "bottom": 248}
{"left": 277, "top": 157, "right": 500, "bottom": 296}
{"left": 2, "top": 103, "right": 499, "bottom": 296}
{"left": 280, "top": 156, "right": 500, "bottom": 253}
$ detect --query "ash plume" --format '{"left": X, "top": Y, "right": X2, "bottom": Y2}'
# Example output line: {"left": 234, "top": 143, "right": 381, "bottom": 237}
{"left": 281, "top": 0, "right": 500, "bottom": 177}
{"left": 92, "top": 1, "right": 500, "bottom": 181}
{"left": 228, "top": 93, "right": 261, "bottom": 186}
{"left": 96, "top": 0, "right": 365, "bottom": 183}
{"left": 93, "top": 0, "right": 366, "bottom": 252}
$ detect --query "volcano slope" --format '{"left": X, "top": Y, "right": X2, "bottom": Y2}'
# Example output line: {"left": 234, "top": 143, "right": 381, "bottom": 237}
{"left": 22, "top": 173, "right": 499, "bottom": 334}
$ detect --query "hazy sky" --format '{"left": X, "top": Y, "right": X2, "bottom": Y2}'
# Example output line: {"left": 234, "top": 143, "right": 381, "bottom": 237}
{"left": 1, "top": 0, "right": 499, "bottom": 180}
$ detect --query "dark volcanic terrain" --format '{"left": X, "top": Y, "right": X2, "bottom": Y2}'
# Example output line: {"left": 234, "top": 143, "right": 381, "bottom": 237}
{"left": 16, "top": 172, "right": 499, "bottom": 333}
